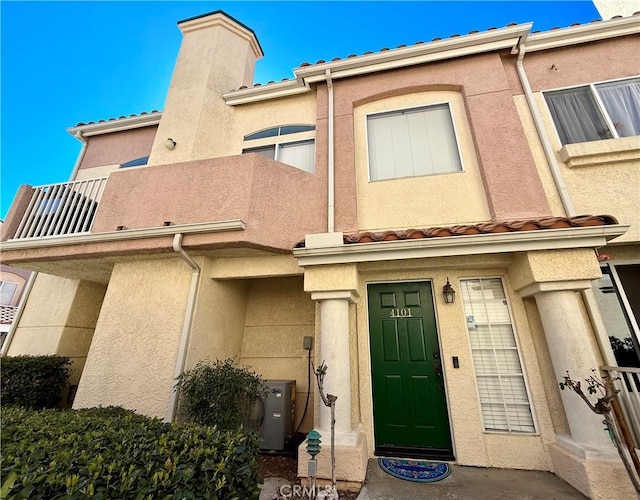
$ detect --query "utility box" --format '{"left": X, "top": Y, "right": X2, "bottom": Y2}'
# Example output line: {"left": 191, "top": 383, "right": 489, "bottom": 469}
{"left": 260, "top": 380, "right": 296, "bottom": 451}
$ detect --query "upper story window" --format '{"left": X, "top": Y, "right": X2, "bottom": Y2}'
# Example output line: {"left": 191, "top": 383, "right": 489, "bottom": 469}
{"left": 544, "top": 77, "right": 640, "bottom": 146}
{"left": 242, "top": 125, "right": 315, "bottom": 173}
{"left": 367, "top": 103, "right": 463, "bottom": 181}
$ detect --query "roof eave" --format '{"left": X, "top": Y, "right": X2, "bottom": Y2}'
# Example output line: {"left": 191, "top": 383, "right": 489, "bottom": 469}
{"left": 526, "top": 15, "right": 640, "bottom": 52}
{"left": 67, "top": 112, "right": 163, "bottom": 138}
{"left": 293, "top": 225, "right": 629, "bottom": 266}
{"left": 224, "top": 23, "right": 532, "bottom": 106}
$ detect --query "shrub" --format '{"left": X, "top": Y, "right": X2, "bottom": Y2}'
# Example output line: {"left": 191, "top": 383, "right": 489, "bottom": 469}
{"left": 0, "top": 406, "right": 262, "bottom": 499}
{"left": 1, "top": 355, "right": 71, "bottom": 409}
{"left": 176, "top": 358, "right": 267, "bottom": 431}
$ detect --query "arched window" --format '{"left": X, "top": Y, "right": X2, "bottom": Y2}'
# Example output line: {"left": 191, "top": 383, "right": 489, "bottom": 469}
{"left": 242, "top": 125, "right": 315, "bottom": 173}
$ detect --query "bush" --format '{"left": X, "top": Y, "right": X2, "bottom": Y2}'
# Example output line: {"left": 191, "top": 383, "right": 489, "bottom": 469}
{"left": 176, "top": 358, "right": 267, "bottom": 431}
{"left": 1, "top": 355, "right": 71, "bottom": 409}
{"left": 0, "top": 406, "right": 262, "bottom": 499}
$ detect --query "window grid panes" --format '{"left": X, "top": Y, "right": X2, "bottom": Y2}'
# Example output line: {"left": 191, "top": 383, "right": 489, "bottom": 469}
{"left": 461, "top": 278, "right": 535, "bottom": 433}
{"left": 367, "top": 103, "right": 463, "bottom": 181}
{"left": 243, "top": 140, "right": 315, "bottom": 173}
{"left": 544, "top": 77, "right": 640, "bottom": 145}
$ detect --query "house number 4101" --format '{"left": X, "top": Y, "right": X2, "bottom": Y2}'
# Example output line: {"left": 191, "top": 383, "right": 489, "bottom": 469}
{"left": 389, "top": 308, "right": 412, "bottom": 318}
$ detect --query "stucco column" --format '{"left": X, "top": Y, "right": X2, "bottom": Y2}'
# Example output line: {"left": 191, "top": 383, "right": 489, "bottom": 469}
{"left": 527, "top": 285, "right": 613, "bottom": 451}
{"left": 311, "top": 290, "right": 358, "bottom": 443}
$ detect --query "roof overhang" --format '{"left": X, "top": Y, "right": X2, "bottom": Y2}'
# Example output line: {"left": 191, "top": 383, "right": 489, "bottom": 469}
{"left": 67, "top": 112, "right": 163, "bottom": 138}
{"left": 293, "top": 225, "right": 629, "bottom": 267}
{"left": 526, "top": 15, "right": 640, "bottom": 52}
{"left": 223, "top": 23, "right": 533, "bottom": 105}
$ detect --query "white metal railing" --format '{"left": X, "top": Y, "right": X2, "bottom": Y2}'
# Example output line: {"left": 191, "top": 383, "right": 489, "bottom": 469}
{"left": 0, "top": 305, "right": 17, "bottom": 324}
{"left": 11, "top": 178, "right": 108, "bottom": 239}
{"left": 602, "top": 365, "right": 640, "bottom": 448}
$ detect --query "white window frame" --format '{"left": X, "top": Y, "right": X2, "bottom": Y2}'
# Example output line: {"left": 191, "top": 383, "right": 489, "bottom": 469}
{"left": 460, "top": 276, "right": 538, "bottom": 434}
{"left": 0, "top": 281, "right": 19, "bottom": 306}
{"left": 243, "top": 139, "right": 315, "bottom": 173}
{"left": 542, "top": 76, "right": 640, "bottom": 145}
{"left": 365, "top": 101, "right": 465, "bottom": 182}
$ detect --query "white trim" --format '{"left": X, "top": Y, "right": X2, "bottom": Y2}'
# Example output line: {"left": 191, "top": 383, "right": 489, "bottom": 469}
{"left": 311, "top": 290, "right": 359, "bottom": 303}
{"left": 1, "top": 220, "right": 246, "bottom": 250}
{"left": 460, "top": 276, "right": 539, "bottom": 434}
{"left": 517, "top": 280, "right": 595, "bottom": 297}
{"left": 294, "top": 225, "right": 629, "bottom": 266}
{"left": 609, "top": 263, "right": 640, "bottom": 343}
{"left": 365, "top": 101, "right": 465, "bottom": 182}
{"left": 67, "top": 112, "right": 162, "bottom": 138}
{"left": 224, "top": 24, "right": 532, "bottom": 105}
{"left": 525, "top": 16, "right": 640, "bottom": 52}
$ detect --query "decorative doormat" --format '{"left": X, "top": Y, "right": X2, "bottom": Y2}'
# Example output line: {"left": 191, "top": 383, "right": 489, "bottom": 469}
{"left": 378, "top": 458, "right": 451, "bottom": 483}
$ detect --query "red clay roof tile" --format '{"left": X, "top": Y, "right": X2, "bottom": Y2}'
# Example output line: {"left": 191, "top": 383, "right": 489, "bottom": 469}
{"left": 293, "top": 215, "right": 618, "bottom": 248}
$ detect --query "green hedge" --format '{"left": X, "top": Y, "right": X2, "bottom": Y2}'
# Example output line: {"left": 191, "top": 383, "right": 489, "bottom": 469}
{"left": 0, "top": 406, "right": 262, "bottom": 499}
{"left": 1, "top": 355, "right": 71, "bottom": 409}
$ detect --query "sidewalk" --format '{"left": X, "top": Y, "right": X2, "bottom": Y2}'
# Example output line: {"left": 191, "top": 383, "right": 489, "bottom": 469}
{"left": 356, "top": 459, "right": 587, "bottom": 500}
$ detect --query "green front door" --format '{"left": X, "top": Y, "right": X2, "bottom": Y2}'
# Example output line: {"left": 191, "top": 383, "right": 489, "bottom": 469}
{"left": 368, "top": 282, "right": 453, "bottom": 460}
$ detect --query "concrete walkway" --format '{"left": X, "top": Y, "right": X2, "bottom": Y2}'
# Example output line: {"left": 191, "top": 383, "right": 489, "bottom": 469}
{"left": 357, "top": 459, "right": 587, "bottom": 500}
{"left": 259, "top": 460, "right": 588, "bottom": 499}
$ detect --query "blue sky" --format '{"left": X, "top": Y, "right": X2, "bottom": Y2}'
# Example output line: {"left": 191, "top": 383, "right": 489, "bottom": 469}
{"left": 1, "top": 1, "right": 602, "bottom": 219}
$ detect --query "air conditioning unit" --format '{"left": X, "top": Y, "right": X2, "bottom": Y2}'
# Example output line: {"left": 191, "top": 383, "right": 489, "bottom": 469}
{"left": 260, "top": 380, "right": 296, "bottom": 451}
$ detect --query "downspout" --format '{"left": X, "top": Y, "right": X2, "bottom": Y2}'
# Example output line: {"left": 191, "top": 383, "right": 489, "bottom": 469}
{"left": 515, "top": 41, "right": 576, "bottom": 217}
{"left": 68, "top": 131, "right": 88, "bottom": 182}
{"left": 0, "top": 271, "right": 37, "bottom": 357}
{"left": 165, "top": 233, "right": 201, "bottom": 423}
{"left": 515, "top": 40, "right": 615, "bottom": 364}
{"left": 325, "top": 69, "right": 335, "bottom": 233}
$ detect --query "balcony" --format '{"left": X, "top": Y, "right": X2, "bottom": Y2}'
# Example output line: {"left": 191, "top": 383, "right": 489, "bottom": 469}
{"left": 7, "top": 178, "right": 108, "bottom": 240}
{"left": 0, "top": 305, "right": 17, "bottom": 326}
{"left": 0, "top": 154, "right": 326, "bottom": 278}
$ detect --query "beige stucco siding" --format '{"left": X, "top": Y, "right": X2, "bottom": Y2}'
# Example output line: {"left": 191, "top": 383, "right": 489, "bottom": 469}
{"left": 241, "top": 276, "right": 316, "bottom": 432}
{"left": 516, "top": 93, "right": 640, "bottom": 244}
{"left": 73, "top": 258, "right": 191, "bottom": 417}
{"left": 350, "top": 259, "right": 555, "bottom": 470}
{"left": 354, "top": 91, "right": 491, "bottom": 231}
{"left": 8, "top": 273, "right": 106, "bottom": 385}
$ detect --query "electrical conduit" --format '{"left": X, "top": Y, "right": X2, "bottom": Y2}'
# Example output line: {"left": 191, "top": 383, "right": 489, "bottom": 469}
{"left": 165, "top": 233, "right": 201, "bottom": 422}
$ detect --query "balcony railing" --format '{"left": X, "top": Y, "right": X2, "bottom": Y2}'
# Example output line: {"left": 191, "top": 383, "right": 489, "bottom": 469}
{"left": 602, "top": 365, "right": 640, "bottom": 448}
{"left": 11, "top": 178, "right": 108, "bottom": 240}
{"left": 0, "top": 305, "right": 17, "bottom": 325}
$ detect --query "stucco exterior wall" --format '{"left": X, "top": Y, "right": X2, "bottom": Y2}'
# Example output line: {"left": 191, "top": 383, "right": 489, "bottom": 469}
{"left": 79, "top": 126, "right": 158, "bottom": 170}
{"left": 326, "top": 53, "right": 551, "bottom": 225}
{"left": 73, "top": 258, "right": 191, "bottom": 417}
{"left": 7, "top": 273, "right": 106, "bottom": 386}
{"left": 240, "top": 276, "right": 316, "bottom": 432}
{"left": 356, "top": 265, "right": 554, "bottom": 470}
{"left": 186, "top": 256, "right": 249, "bottom": 367}
{"left": 353, "top": 91, "right": 491, "bottom": 231}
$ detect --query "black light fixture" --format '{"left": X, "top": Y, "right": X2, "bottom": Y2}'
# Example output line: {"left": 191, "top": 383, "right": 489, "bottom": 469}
{"left": 442, "top": 278, "right": 456, "bottom": 304}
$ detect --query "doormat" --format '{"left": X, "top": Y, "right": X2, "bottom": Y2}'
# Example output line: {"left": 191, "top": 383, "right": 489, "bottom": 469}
{"left": 378, "top": 458, "right": 451, "bottom": 483}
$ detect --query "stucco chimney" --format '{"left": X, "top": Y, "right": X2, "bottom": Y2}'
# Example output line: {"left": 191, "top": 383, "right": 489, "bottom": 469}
{"left": 148, "top": 10, "right": 263, "bottom": 165}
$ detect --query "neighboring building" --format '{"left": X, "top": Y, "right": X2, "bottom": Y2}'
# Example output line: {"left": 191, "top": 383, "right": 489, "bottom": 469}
{"left": 593, "top": 0, "right": 640, "bottom": 19}
{"left": 0, "top": 221, "right": 32, "bottom": 347}
{"left": 1, "top": 10, "right": 638, "bottom": 499}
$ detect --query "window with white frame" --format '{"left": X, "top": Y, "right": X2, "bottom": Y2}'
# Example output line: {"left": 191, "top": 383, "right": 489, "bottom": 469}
{"left": 544, "top": 77, "right": 640, "bottom": 145}
{"left": 242, "top": 125, "right": 315, "bottom": 173}
{"left": 0, "top": 281, "right": 18, "bottom": 306}
{"left": 366, "top": 103, "right": 462, "bottom": 181}
{"left": 461, "top": 278, "right": 535, "bottom": 433}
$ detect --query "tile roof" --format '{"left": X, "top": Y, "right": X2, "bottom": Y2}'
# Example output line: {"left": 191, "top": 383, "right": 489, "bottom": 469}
{"left": 234, "top": 13, "right": 640, "bottom": 92}
{"left": 293, "top": 215, "right": 619, "bottom": 248}
{"left": 74, "top": 110, "right": 162, "bottom": 127}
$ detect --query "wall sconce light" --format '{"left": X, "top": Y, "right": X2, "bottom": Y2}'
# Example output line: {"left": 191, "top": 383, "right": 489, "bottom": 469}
{"left": 442, "top": 278, "right": 456, "bottom": 304}
{"left": 164, "top": 138, "right": 176, "bottom": 150}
